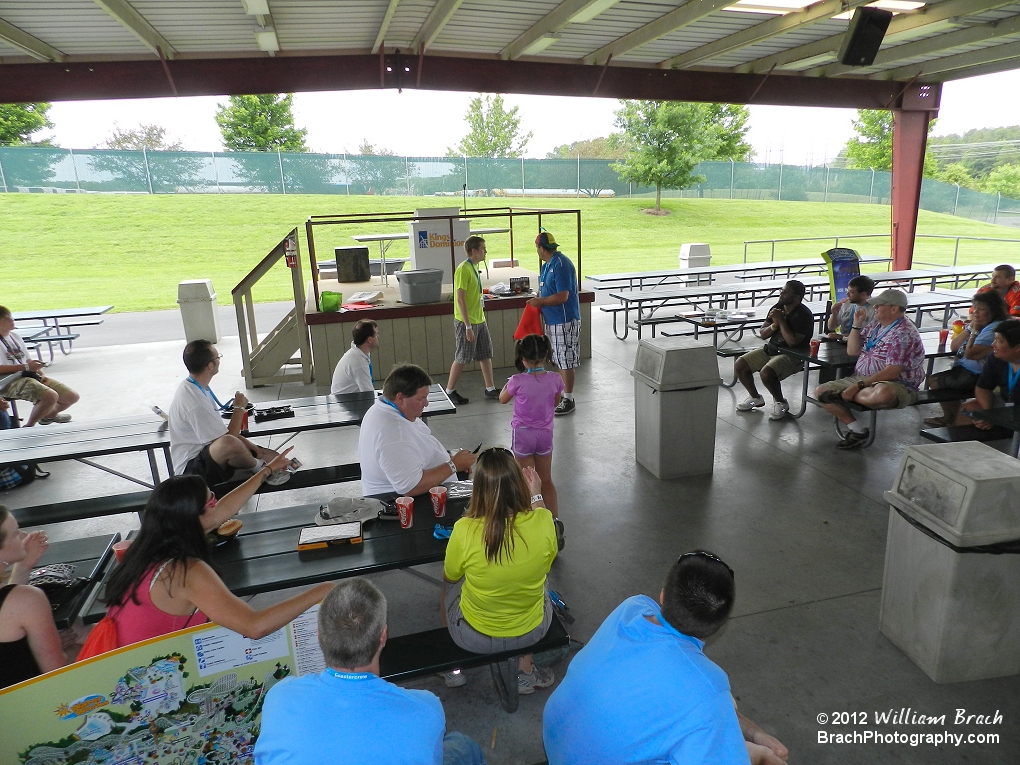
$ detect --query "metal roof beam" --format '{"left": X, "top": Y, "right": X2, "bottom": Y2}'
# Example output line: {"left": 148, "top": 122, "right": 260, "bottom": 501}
{"left": 502, "top": 0, "right": 616, "bottom": 60}
{"left": 91, "top": 0, "right": 176, "bottom": 59}
{"left": 737, "top": 0, "right": 1017, "bottom": 74}
{"left": 663, "top": 0, "right": 873, "bottom": 69}
{"left": 411, "top": 0, "right": 465, "bottom": 53}
{"left": 0, "top": 17, "right": 64, "bottom": 62}
{"left": 372, "top": 0, "right": 401, "bottom": 54}
{"left": 883, "top": 36, "right": 1020, "bottom": 79}
{"left": 926, "top": 50, "right": 1020, "bottom": 80}
{"left": 813, "top": 11, "right": 1020, "bottom": 76}
{"left": 582, "top": 0, "right": 733, "bottom": 66}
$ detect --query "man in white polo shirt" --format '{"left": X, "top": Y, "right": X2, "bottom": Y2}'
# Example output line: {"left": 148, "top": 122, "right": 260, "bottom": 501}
{"left": 331, "top": 320, "right": 379, "bottom": 395}
{"left": 359, "top": 364, "right": 475, "bottom": 497}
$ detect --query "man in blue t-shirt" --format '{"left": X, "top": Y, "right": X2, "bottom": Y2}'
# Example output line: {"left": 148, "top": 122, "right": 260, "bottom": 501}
{"left": 255, "top": 579, "right": 486, "bottom": 765}
{"left": 959, "top": 318, "right": 1020, "bottom": 429}
{"left": 543, "top": 552, "right": 788, "bottom": 765}
{"left": 529, "top": 231, "right": 581, "bottom": 416}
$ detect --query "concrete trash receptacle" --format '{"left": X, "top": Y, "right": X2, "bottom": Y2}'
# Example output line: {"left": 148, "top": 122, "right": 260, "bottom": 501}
{"left": 631, "top": 337, "right": 721, "bottom": 478}
{"left": 880, "top": 442, "right": 1020, "bottom": 683}
{"left": 177, "top": 279, "right": 221, "bottom": 343}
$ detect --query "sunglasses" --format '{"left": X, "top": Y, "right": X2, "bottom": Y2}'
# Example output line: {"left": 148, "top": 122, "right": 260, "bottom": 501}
{"left": 677, "top": 550, "right": 733, "bottom": 578}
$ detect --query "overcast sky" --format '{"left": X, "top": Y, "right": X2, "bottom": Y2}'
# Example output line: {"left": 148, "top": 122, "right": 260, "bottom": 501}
{"left": 39, "top": 69, "right": 1020, "bottom": 167}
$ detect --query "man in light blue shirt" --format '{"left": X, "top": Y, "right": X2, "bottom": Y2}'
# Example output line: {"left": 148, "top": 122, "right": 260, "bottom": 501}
{"left": 256, "top": 579, "right": 485, "bottom": 765}
{"left": 543, "top": 552, "right": 788, "bottom": 765}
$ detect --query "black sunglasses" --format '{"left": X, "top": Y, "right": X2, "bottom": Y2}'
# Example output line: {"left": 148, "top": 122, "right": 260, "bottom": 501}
{"left": 677, "top": 550, "right": 734, "bottom": 578}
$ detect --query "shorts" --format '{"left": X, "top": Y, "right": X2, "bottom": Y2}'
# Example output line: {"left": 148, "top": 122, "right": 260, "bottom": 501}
{"left": 183, "top": 442, "right": 234, "bottom": 487}
{"left": 1, "top": 375, "right": 73, "bottom": 404}
{"left": 815, "top": 375, "right": 919, "bottom": 409}
{"left": 444, "top": 577, "right": 552, "bottom": 655}
{"left": 454, "top": 320, "right": 493, "bottom": 364}
{"left": 511, "top": 426, "right": 553, "bottom": 457}
{"left": 929, "top": 365, "right": 979, "bottom": 393}
{"left": 546, "top": 319, "right": 581, "bottom": 370}
{"left": 738, "top": 347, "right": 800, "bottom": 381}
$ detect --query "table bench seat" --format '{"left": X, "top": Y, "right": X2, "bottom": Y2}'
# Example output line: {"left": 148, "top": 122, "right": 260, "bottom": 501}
{"left": 380, "top": 617, "right": 570, "bottom": 712}
{"left": 920, "top": 424, "right": 1016, "bottom": 445}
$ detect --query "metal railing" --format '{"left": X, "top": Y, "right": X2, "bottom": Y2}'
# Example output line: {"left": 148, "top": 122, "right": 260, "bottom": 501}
{"left": 743, "top": 233, "right": 1020, "bottom": 266}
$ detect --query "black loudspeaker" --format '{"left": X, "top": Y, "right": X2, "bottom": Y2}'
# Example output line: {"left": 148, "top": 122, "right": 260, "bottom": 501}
{"left": 838, "top": 7, "right": 893, "bottom": 66}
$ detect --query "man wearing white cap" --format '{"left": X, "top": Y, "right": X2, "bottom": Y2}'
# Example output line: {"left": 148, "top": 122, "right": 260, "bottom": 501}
{"left": 813, "top": 289, "right": 924, "bottom": 449}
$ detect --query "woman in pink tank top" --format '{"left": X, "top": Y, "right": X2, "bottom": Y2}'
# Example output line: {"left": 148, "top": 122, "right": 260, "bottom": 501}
{"left": 104, "top": 450, "right": 334, "bottom": 649}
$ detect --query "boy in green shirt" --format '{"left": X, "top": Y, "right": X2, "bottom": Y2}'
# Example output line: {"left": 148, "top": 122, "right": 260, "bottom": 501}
{"left": 446, "top": 236, "right": 500, "bottom": 405}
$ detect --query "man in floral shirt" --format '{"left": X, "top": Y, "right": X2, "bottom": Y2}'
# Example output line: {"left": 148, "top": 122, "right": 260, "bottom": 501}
{"left": 814, "top": 289, "right": 924, "bottom": 449}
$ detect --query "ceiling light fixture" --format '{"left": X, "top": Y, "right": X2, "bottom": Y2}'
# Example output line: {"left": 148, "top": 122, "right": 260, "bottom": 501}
{"left": 255, "top": 29, "right": 279, "bottom": 52}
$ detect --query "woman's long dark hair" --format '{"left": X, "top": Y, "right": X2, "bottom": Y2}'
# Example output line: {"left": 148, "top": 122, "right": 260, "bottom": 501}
{"left": 104, "top": 475, "right": 215, "bottom": 608}
{"left": 465, "top": 448, "right": 532, "bottom": 563}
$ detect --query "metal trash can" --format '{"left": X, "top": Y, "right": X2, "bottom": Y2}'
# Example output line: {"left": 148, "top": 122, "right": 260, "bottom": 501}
{"left": 880, "top": 442, "right": 1020, "bottom": 683}
{"left": 631, "top": 337, "right": 721, "bottom": 479}
{"left": 177, "top": 279, "right": 221, "bottom": 344}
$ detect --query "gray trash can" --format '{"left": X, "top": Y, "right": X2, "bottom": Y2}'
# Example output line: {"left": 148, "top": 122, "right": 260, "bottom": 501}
{"left": 631, "top": 337, "right": 721, "bottom": 479}
{"left": 177, "top": 279, "right": 222, "bottom": 344}
{"left": 880, "top": 442, "right": 1020, "bottom": 683}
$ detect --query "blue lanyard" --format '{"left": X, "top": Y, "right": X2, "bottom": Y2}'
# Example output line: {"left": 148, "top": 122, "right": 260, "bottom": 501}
{"left": 863, "top": 319, "right": 901, "bottom": 353}
{"left": 380, "top": 396, "right": 407, "bottom": 420}
{"left": 1008, "top": 364, "right": 1020, "bottom": 395}
{"left": 187, "top": 377, "right": 229, "bottom": 411}
{"left": 324, "top": 668, "right": 370, "bottom": 681}
{"left": 525, "top": 367, "right": 545, "bottom": 374}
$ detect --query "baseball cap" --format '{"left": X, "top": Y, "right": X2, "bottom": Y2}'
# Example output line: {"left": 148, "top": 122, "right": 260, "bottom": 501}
{"left": 867, "top": 288, "right": 908, "bottom": 308}
{"left": 535, "top": 231, "right": 558, "bottom": 251}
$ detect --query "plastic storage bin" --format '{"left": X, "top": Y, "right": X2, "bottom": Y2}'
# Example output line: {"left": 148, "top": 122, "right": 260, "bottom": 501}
{"left": 395, "top": 269, "right": 444, "bottom": 305}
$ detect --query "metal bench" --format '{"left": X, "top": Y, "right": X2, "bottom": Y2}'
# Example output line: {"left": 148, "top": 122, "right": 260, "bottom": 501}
{"left": 919, "top": 423, "right": 1016, "bottom": 446}
{"left": 379, "top": 616, "right": 571, "bottom": 713}
{"left": 814, "top": 388, "right": 972, "bottom": 448}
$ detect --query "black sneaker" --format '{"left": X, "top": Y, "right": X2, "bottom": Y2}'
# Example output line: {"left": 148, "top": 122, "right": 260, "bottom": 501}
{"left": 554, "top": 518, "right": 565, "bottom": 552}
{"left": 447, "top": 390, "right": 469, "bottom": 405}
{"left": 554, "top": 398, "right": 575, "bottom": 416}
{"left": 483, "top": 387, "right": 502, "bottom": 400}
{"left": 836, "top": 429, "right": 870, "bottom": 450}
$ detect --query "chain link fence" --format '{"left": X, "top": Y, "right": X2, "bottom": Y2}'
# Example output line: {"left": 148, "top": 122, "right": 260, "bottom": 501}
{"left": 2, "top": 147, "right": 1018, "bottom": 227}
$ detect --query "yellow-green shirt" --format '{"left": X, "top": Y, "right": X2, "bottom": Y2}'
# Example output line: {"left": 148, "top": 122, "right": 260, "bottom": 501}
{"left": 453, "top": 258, "right": 486, "bottom": 326}
{"left": 443, "top": 507, "right": 556, "bottom": 637}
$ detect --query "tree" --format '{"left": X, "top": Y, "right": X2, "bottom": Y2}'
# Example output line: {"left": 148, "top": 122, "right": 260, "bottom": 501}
{"left": 348, "top": 140, "right": 403, "bottom": 194}
{"left": 215, "top": 94, "right": 308, "bottom": 152}
{"left": 843, "top": 109, "right": 938, "bottom": 175}
{"left": 546, "top": 135, "right": 626, "bottom": 159}
{"left": 100, "top": 123, "right": 183, "bottom": 150}
{"left": 448, "top": 95, "right": 532, "bottom": 158}
{"left": 0, "top": 102, "right": 53, "bottom": 145}
{"left": 932, "top": 162, "right": 979, "bottom": 191}
{"left": 983, "top": 164, "right": 1020, "bottom": 200}
{"left": 705, "top": 104, "right": 753, "bottom": 161}
{"left": 612, "top": 100, "right": 736, "bottom": 212}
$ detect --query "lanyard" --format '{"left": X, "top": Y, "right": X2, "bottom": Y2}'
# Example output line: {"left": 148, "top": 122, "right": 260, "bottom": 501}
{"left": 864, "top": 319, "right": 901, "bottom": 354}
{"left": 324, "top": 668, "right": 370, "bottom": 681}
{"left": 1008, "top": 364, "right": 1020, "bottom": 395}
{"left": 380, "top": 396, "right": 407, "bottom": 420}
{"left": 525, "top": 367, "right": 546, "bottom": 374}
{"left": 0, "top": 334, "right": 24, "bottom": 364}
{"left": 187, "top": 377, "right": 229, "bottom": 411}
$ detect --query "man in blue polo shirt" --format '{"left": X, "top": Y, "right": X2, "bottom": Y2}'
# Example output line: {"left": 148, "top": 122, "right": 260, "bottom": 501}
{"left": 543, "top": 551, "right": 788, "bottom": 765}
{"left": 256, "top": 578, "right": 486, "bottom": 765}
{"left": 529, "top": 231, "right": 581, "bottom": 415}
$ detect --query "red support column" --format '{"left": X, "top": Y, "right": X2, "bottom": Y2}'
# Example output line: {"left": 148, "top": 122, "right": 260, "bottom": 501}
{"left": 890, "top": 83, "right": 940, "bottom": 270}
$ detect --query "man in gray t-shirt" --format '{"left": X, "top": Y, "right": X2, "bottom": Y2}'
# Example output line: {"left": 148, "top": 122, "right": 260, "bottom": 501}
{"left": 827, "top": 275, "right": 875, "bottom": 337}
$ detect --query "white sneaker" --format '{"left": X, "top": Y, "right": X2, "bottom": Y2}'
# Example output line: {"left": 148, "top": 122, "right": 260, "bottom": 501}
{"left": 769, "top": 401, "right": 790, "bottom": 420}
{"left": 736, "top": 396, "right": 765, "bottom": 411}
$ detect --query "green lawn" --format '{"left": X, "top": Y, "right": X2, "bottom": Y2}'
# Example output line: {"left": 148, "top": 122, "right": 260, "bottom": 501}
{"left": 3, "top": 193, "right": 1019, "bottom": 312}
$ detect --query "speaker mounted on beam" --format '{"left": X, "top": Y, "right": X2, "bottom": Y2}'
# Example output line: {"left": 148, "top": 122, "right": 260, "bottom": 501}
{"left": 838, "top": 7, "right": 893, "bottom": 67}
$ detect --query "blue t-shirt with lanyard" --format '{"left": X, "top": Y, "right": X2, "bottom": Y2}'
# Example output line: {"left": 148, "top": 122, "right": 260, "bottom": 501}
{"left": 977, "top": 355, "right": 1020, "bottom": 404}
{"left": 539, "top": 251, "right": 581, "bottom": 326}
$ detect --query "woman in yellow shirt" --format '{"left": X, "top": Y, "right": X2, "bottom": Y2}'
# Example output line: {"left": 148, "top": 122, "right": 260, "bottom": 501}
{"left": 443, "top": 447, "right": 558, "bottom": 694}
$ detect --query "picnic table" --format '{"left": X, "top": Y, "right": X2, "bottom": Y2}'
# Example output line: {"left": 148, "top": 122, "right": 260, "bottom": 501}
{"left": 0, "top": 385, "right": 455, "bottom": 489}
{"left": 35, "top": 532, "right": 120, "bottom": 629}
{"left": 969, "top": 407, "right": 1020, "bottom": 457}
{"left": 351, "top": 227, "right": 510, "bottom": 285}
{"left": 12, "top": 306, "right": 112, "bottom": 357}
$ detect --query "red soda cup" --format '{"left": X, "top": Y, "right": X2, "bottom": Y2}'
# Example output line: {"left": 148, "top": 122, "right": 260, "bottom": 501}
{"left": 396, "top": 497, "right": 414, "bottom": 529}
{"left": 809, "top": 338, "right": 820, "bottom": 357}
{"left": 938, "top": 328, "right": 950, "bottom": 347}
{"left": 430, "top": 486, "right": 448, "bottom": 518}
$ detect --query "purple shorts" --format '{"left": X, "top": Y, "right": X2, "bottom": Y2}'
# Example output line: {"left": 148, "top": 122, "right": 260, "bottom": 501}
{"left": 511, "top": 426, "right": 553, "bottom": 457}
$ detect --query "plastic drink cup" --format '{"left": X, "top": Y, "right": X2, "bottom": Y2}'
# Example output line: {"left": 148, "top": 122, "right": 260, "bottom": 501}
{"left": 396, "top": 497, "right": 414, "bottom": 528}
{"left": 113, "top": 540, "right": 132, "bottom": 563}
{"left": 430, "top": 486, "right": 448, "bottom": 518}
{"left": 809, "top": 338, "right": 820, "bottom": 357}
{"left": 952, "top": 320, "right": 966, "bottom": 337}
{"left": 939, "top": 328, "right": 950, "bottom": 346}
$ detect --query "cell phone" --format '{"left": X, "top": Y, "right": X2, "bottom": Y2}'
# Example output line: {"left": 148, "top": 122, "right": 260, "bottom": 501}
{"left": 286, "top": 458, "right": 303, "bottom": 473}
{"left": 471, "top": 442, "right": 483, "bottom": 454}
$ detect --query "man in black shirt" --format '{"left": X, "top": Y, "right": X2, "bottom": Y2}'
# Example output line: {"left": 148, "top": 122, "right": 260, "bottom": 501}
{"left": 959, "top": 318, "right": 1020, "bottom": 428}
{"left": 734, "top": 280, "right": 815, "bottom": 421}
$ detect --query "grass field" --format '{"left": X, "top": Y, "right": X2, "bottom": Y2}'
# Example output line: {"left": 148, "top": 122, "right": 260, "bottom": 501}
{"left": 3, "top": 193, "right": 1020, "bottom": 312}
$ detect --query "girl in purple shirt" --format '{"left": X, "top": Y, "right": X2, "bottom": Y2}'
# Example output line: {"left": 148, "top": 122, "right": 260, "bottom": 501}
{"left": 500, "top": 334, "right": 565, "bottom": 549}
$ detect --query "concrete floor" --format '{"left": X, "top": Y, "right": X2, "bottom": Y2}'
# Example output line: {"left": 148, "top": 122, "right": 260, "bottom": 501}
{"left": 5, "top": 302, "right": 1018, "bottom": 764}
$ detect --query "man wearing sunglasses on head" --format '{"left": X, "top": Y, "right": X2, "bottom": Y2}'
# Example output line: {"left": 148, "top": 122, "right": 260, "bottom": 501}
{"left": 543, "top": 551, "right": 788, "bottom": 765}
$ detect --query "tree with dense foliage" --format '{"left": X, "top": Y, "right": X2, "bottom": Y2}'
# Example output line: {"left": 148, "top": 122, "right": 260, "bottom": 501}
{"left": 843, "top": 109, "right": 938, "bottom": 175}
{"left": 448, "top": 95, "right": 532, "bottom": 158}
{"left": 612, "top": 100, "right": 750, "bottom": 212}
{"left": 0, "top": 102, "right": 53, "bottom": 145}
{"left": 92, "top": 123, "right": 203, "bottom": 193}
{"left": 348, "top": 140, "right": 402, "bottom": 194}
{"left": 100, "top": 123, "right": 183, "bottom": 151}
{"left": 705, "top": 104, "right": 753, "bottom": 161}
{"left": 546, "top": 135, "right": 626, "bottom": 159}
{"left": 982, "top": 164, "right": 1020, "bottom": 199}
{"left": 215, "top": 94, "right": 308, "bottom": 152}
{"left": 928, "top": 126, "right": 1020, "bottom": 182}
